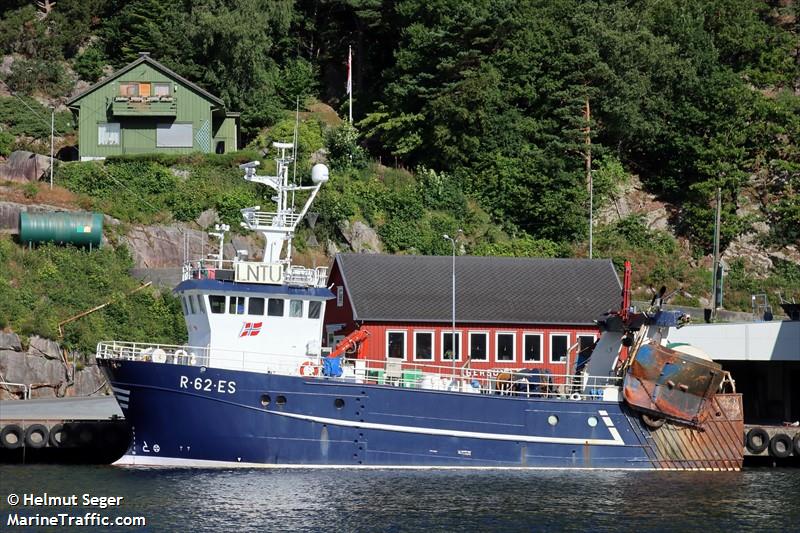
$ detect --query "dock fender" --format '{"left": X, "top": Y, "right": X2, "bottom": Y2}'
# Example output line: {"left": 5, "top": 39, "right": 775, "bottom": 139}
{"left": 793, "top": 434, "right": 800, "bottom": 457}
{"left": 642, "top": 413, "right": 666, "bottom": 429}
{"left": 745, "top": 427, "right": 769, "bottom": 454}
{"left": 48, "top": 423, "right": 65, "bottom": 448}
{"left": 0, "top": 424, "right": 24, "bottom": 449}
{"left": 24, "top": 424, "right": 49, "bottom": 449}
{"left": 768, "top": 433, "right": 792, "bottom": 459}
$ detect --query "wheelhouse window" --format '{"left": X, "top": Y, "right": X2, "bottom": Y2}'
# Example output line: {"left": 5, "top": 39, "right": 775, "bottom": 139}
{"left": 98, "top": 123, "right": 120, "bottom": 145}
{"left": 387, "top": 331, "right": 406, "bottom": 359}
{"left": 156, "top": 123, "right": 193, "bottom": 148}
{"left": 195, "top": 295, "right": 206, "bottom": 314}
{"left": 267, "top": 298, "right": 284, "bottom": 317}
{"left": 187, "top": 295, "right": 196, "bottom": 314}
{"left": 496, "top": 332, "right": 515, "bottom": 362}
{"left": 469, "top": 332, "right": 488, "bottom": 361}
{"left": 442, "top": 331, "right": 461, "bottom": 361}
{"left": 229, "top": 296, "right": 245, "bottom": 315}
{"left": 181, "top": 296, "right": 189, "bottom": 315}
{"left": 289, "top": 300, "right": 303, "bottom": 318}
{"left": 209, "top": 295, "right": 225, "bottom": 314}
{"left": 308, "top": 300, "right": 322, "bottom": 319}
{"left": 523, "top": 333, "right": 542, "bottom": 362}
{"left": 414, "top": 331, "right": 433, "bottom": 361}
{"left": 248, "top": 297, "right": 264, "bottom": 315}
{"left": 550, "top": 333, "right": 569, "bottom": 363}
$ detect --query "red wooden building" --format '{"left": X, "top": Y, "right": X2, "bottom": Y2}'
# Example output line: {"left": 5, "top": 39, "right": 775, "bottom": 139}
{"left": 323, "top": 253, "right": 621, "bottom": 376}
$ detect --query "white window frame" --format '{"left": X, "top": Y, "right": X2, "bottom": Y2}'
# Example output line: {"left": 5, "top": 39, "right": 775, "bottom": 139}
{"left": 156, "top": 122, "right": 193, "bottom": 148}
{"left": 522, "top": 332, "right": 543, "bottom": 363}
{"left": 441, "top": 330, "right": 462, "bottom": 361}
{"left": 98, "top": 122, "right": 120, "bottom": 146}
{"left": 413, "top": 330, "right": 435, "bottom": 361}
{"left": 468, "top": 331, "right": 489, "bottom": 361}
{"left": 336, "top": 286, "right": 344, "bottom": 307}
{"left": 386, "top": 330, "right": 407, "bottom": 360}
{"left": 549, "top": 333, "right": 571, "bottom": 364}
{"left": 495, "top": 331, "right": 516, "bottom": 363}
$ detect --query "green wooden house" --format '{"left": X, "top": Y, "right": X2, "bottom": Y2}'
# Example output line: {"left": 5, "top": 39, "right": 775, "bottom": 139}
{"left": 67, "top": 52, "right": 239, "bottom": 161}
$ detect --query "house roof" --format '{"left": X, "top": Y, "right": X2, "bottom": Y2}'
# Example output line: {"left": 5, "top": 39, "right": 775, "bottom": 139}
{"left": 334, "top": 253, "right": 622, "bottom": 326}
{"left": 66, "top": 53, "right": 225, "bottom": 107}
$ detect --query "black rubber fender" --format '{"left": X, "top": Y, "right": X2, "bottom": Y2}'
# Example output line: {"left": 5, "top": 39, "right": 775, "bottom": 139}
{"left": 24, "top": 424, "right": 49, "bottom": 448}
{"left": 769, "top": 433, "right": 793, "bottom": 459}
{"left": 642, "top": 413, "right": 666, "bottom": 429}
{"left": 0, "top": 424, "right": 24, "bottom": 449}
{"left": 48, "top": 423, "right": 65, "bottom": 448}
{"left": 745, "top": 427, "right": 769, "bottom": 454}
{"left": 793, "top": 433, "right": 800, "bottom": 457}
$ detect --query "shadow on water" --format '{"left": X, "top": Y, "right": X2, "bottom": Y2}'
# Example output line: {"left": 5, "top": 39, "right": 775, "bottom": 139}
{"left": 1, "top": 466, "right": 799, "bottom": 532}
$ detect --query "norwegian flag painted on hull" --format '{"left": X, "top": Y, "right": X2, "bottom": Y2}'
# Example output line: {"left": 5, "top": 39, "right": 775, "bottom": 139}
{"left": 239, "top": 322, "right": 262, "bottom": 337}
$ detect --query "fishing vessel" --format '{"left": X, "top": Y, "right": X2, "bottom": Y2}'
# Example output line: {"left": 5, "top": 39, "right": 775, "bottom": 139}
{"left": 97, "top": 143, "right": 744, "bottom": 470}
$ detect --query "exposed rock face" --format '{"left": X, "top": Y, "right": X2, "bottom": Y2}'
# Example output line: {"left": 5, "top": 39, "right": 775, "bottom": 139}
{"left": 0, "top": 332, "right": 108, "bottom": 400}
{"left": 338, "top": 220, "right": 382, "bottom": 253}
{"left": 0, "top": 151, "right": 54, "bottom": 183}
{"left": 597, "top": 175, "right": 672, "bottom": 231}
{"left": 195, "top": 208, "right": 218, "bottom": 229}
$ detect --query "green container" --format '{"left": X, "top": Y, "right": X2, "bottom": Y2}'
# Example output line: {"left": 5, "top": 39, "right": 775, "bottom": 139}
{"left": 366, "top": 369, "right": 385, "bottom": 384}
{"left": 19, "top": 211, "right": 103, "bottom": 247}
{"left": 402, "top": 369, "right": 423, "bottom": 388}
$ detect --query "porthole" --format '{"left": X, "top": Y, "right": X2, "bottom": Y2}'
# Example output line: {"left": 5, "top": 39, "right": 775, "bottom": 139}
{"left": 587, "top": 416, "right": 598, "bottom": 427}
{"left": 260, "top": 394, "right": 270, "bottom": 407}
{"left": 334, "top": 398, "right": 345, "bottom": 409}
{"left": 548, "top": 415, "right": 559, "bottom": 426}
{"left": 276, "top": 395, "right": 287, "bottom": 406}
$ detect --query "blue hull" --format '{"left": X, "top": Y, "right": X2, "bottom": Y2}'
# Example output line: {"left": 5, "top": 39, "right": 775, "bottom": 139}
{"left": 99, "top": 360, "right": 666, "bottom": 469}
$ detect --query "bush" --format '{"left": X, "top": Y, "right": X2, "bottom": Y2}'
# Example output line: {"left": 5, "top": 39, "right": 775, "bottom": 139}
{"left": 0, "top": 96, "right": 75, "bottom": 140}
{"left": 0, "top": 130, "right": 13, "bottom": 157}
{"left": 73, "top": 44, "right": 107, "bottom": 82}
{"left": 4, "top": 58, "right": 74, "bottom": 96}
{"left": 326, "top": 123, "right": 368, "bottom": 171}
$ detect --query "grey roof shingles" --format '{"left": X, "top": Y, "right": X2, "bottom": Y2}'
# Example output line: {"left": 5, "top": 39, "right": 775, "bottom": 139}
{"left": 335, "top": 253, "right": 622, "bottom": 326}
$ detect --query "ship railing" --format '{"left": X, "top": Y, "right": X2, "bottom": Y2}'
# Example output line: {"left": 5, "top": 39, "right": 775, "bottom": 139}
{"left": 182, "top": 258, "right": 237, "bottom": 281}
{"left": 284, "top": 265, "right": 328, "bottom": 287}
{"left": 96, "top": 341, "right": 622, "bottom": 401}
{"left": 241, "top": 210, "right": 303, "bottom": 230}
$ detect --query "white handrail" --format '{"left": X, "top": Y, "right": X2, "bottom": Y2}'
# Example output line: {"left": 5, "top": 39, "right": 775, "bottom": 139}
{"left": 0, "top": 381, "right": 30, "bottom": 400}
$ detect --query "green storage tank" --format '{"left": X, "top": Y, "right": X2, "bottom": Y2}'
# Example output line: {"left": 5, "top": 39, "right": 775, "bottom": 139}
{"left": 19, "top": 211, "right": 103, "bottom": 247}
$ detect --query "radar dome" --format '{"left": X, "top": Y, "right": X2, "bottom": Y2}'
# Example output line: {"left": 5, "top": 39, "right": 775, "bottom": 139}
{"left": 311, "top": 164, "right": 329, "bottom": 184}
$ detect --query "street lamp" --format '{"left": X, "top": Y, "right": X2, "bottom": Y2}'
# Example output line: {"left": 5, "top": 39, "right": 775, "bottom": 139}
{"left": 443, "top": 230, "right": 462, "bottom": 384}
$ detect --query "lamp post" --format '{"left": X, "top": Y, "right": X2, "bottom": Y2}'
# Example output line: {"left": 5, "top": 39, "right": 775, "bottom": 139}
{"left": 443, "top": 230, "right": 462, "bottom": 383}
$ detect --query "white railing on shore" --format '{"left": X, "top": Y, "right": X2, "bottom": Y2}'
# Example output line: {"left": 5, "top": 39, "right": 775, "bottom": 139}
{"left": 97, "top": 341, "right": 622, "bottom": 401}
{"left": 0, "top": 381, "right": 31, "bottom": 400}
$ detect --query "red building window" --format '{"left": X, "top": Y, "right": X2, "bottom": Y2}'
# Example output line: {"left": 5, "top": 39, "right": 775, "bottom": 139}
{"left": 414, "top": 331, "right": 433, "bottom": 361}
{"left": 387, "top": 331, "right": 407, "bottom": 359}
{"left": 442, "top": 331, "right": 461, "bottom": 361}
{"left": 468, "top": 332, "right": 488, "bottom": 361}
{"left": 496, "top": 332, "right": 516, "bottom": 362}
{"left": 523, "top": 333, "right": 543, "bottom": 363}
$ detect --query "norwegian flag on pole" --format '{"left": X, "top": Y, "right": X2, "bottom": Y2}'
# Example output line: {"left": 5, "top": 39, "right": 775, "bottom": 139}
{"left": 239, "top": 322, "right": 262, "bottom": 337}
{"left": 346, "top": 45, "right": 352, "bottom": 96}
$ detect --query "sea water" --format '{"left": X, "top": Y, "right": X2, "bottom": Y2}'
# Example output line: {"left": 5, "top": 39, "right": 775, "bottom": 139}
{"left": 1, "top": 465, "right": 798, "bottom": 531}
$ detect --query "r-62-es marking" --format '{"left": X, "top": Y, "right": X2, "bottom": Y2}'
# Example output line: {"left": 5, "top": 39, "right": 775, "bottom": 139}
{"left": 179, "top": 376, "right": 236, "bottom": 394}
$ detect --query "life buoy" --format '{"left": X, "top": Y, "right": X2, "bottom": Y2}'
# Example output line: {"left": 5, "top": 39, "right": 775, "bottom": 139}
{"left": 299, "top": 361, "right": 319, "bottom": 377}
{"left": 0, "top": 425, "right": 24, "bottom": 449}
{"left": 24, "top": 424, "right": 49, "bottom": 449}
{"left": 768, "top": 433, "right": 792, "bottom": 459}
{"left": 569, "top": 392, "right": 582, "bottom": 401}
{"left": 174, "top": 349, "right": 188, "bottom": 364}
{"left": 745, "top": 427, "right": 769, "bottom": 454}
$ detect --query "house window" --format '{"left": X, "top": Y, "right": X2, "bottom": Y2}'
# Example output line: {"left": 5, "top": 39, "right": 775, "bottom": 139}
{"left": 442, "top": 331, "right": 461, "bottom": 361}
{"left": 156, "top": 123, "right": 193, "bottom": 147}
{"left": 118, "top": 83, "right": 139, "bottom": 96}
{"left": 387, "top": 331, "right": 406, "bottom": 359}
{"left": 248, "top": 297, "right": 264, "bottom": 315}
{"left": 308, "top": 301, "right": 322, "bottom": 319}
{"left": 228, "top": 296, "right": 245, "bottom": 315}
{"left": 336, "top": 286, "right": 344, "bottom": 307}
{"left": 289, "top": 300, "right": 303, "bottom": 318}
{"left": 414, "top": 331, "right": 433, "bottom": 361}
{"left": 267, "top": 298, "right": 284, "bottom": 317}
{"left": 496, "top": 332, "right": 515, "bottom": 362}
{"left": 153, "top": 83, "right": 171, "bottom": 96}
{"left": 98, "top": 123, "right": 120, "bottom": 145}
{"left": 469, "top": 332, "right": 488, "bottom": 361}
{"left": 523, "top": 333, "right": 542, "bottom": 362}
{"left": 208, "top": 295, "right": 225, "bottom": 314}
{"left": 550, "top": 333, "right": 570, "bottom": 363}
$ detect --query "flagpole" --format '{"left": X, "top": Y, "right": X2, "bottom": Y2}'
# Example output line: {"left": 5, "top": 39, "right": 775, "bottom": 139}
{"left": 348, "top": 45, "right": 353, "bottom": 124}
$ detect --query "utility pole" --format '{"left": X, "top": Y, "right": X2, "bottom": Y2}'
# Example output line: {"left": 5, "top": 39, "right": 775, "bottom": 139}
{"left": 49, "top": 106, "right": 54, "bottom": 189}
{"left": 710, "top": 187, "right": 722, "bottom": 321}
{"left": 584, "top": 97, "right": 592, "bottom": 259}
